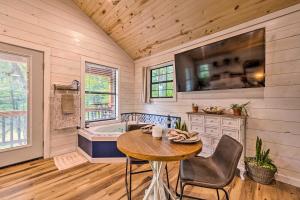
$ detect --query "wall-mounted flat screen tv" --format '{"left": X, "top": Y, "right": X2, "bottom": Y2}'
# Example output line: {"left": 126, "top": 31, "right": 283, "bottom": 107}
{"left": 175, "top": 28, "right": 265, "bottom": 92}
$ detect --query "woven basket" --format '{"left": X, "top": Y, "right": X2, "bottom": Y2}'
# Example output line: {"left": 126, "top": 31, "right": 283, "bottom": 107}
{"left": 245, "top": 161, "right": 276, "bottom": 184}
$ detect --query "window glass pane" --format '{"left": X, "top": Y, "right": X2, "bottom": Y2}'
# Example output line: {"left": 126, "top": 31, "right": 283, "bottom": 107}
{"left": 152, "top": 75, "right": 158, "bottom": 83}
{"left": 167, "top": 73, "right": 173, "bottom": 81}
{"left": 158, "top": 74, "right": 166, "bottom": 82}
{"left": 152, "top": 83, "right": 159, "bottom": 90}
{"left": 159, "top": 83, "right": 166, "bottom": 90}
{"left": 85, "top": 93, "right": 116, "bottom": 121}
{"left": 152, "top": 69, "right": 158, "bottom": 77}
{"left": 167, "top": 66, "right": 173, "bottom": 73}
{"left": 167, "top": 82, "right": 173, "bottom": 90}
{"left": 159, "top": 90, "right": 166, "bottom": 97}
{"left": 0, "top": 52, "right": 28, "bottom": 150}
{"left": 160, "top": 67, "right": 166, "bottom": 75}
{"left": 85, "top": 73, "right": 111, "bottom": 93}
{"left": 167, "top": 90, "right": 173, "bottom": 97}
{"left": 152, "top": 90, "right": 158, "bottom": 97}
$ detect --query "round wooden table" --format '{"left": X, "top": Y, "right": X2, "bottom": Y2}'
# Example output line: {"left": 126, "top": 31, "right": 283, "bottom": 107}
{"left": 117, "top": 130, "right": 202, "bottom": 200}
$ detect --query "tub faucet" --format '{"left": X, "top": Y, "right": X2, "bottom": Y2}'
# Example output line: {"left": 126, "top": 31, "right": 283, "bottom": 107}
{"left": 85, "top": 123, "right": 90, "bottom": 128}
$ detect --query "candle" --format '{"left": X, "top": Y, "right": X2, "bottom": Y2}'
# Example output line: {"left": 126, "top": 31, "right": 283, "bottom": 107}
{"left": 152, "top": 126, "right": 163, "bottom": 139}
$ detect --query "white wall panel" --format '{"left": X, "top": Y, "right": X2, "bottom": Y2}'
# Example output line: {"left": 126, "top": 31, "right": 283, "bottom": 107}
{"left": 0, "top": 0, "right": 134, "bottom": 156}
{"left": 134, "top": 8, "right": 300, "bottom": 187}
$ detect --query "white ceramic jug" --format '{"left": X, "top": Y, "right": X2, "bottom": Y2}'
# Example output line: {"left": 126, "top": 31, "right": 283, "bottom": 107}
{"left": 152, "top": 126, "right": 163, "bottom": 139}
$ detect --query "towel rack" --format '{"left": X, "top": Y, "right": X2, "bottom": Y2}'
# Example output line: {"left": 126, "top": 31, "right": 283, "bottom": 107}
{"left": 54, "top": 80, "right": 80, "bottom": 94}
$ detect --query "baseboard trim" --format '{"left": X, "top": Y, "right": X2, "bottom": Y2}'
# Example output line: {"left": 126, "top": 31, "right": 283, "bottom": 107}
{"left": 276, "top": 173, "right": 300, "bottom": 188}
{"left": 77, "top": 147, "right": 126, "bottom": 163}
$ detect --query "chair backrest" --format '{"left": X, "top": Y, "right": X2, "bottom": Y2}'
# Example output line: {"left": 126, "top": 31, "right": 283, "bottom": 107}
{"left": 127, "top": 124, "right": 149, "bottom": 131}
{"left": 212, "top": 135, "right": 243, "bottom": 183}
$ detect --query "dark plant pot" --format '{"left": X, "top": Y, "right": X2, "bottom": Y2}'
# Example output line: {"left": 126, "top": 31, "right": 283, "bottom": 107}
{"left": 192, "top": 106, "right": 199, "bottom": 113}
{"left": 232, "top": 108, "right": 242, "bottom": 116}
{"left": 245, "top": 161, "right": 276, "bottom": 185}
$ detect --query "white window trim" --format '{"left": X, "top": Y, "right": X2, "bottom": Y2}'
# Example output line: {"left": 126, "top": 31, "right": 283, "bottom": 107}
{"left": 148, "top": 60, "right": 177, "bottom": 103}
{"left": 80, "top": 57, "right": 120, "bottom": 128}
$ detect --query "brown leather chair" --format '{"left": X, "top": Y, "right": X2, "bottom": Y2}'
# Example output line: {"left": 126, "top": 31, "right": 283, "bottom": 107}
{"left": 175, "top": 135, "right": 243, "bottom": 200}
{"left": 125, "top": 124, "right": 170, "bottom": 200}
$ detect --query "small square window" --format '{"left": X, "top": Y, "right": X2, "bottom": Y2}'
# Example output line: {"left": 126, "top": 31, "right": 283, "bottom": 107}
{"left": 150, "top": 64, "right": 174, "bottom": 98}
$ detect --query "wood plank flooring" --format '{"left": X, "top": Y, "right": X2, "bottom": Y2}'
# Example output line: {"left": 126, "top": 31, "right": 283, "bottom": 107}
{"left": 0, "top": 159, "right": 299, "bottom": 200}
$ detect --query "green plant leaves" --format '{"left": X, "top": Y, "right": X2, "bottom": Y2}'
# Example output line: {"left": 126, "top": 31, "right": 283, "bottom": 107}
{"left": 230, "top": 101, "right": 250, "bottom": 116}
{"left": 253, "top": 137, "right": 276, "bottom": 170}
{"left": 175, "top": 121, "right": 188, "bottom": 132}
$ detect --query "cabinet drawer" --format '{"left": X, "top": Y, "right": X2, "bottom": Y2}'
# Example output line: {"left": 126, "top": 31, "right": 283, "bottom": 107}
{"left": 199, "top": 136, "right": 213, "bottom": 146}
{"left": 205, "top": 116, "right": 220, "bottom": 126}
{"left": 198, "top": 135, "right": 213, "bottom": 156}
{"left": 222, "top": 129, "right": 239, "bottom": 140}
{"left": 191, "top": 125, "right": 204, "bottom": 133}
{"left": 205, "top": 127, "right": 220, "bottom": 137}
{"left": 190, "top": 115, "right": 204, "bottom": 123}
{"left": 222, "top": 118, "right": 239, "bottom": 128}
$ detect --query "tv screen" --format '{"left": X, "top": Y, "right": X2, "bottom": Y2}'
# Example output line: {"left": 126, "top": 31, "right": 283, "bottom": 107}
{"left": 175, "top": 28, "right": 265, "bottom": 92}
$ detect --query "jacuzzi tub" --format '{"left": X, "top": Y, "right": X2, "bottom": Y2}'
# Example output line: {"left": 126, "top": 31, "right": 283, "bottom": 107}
{"left": 79, "top": 123, "right": 126, "bottom": 141}
{"left": 77, "top": 123, "right": 128, "bottom": 163}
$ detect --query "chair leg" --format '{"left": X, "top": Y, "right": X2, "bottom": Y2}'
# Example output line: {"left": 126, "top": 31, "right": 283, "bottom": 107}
{"left": 216, "top": 189, "right": 220, "bottom": 200}
{"left": 165, "top": 165, "right": 170, "bottom": 189}
{"left": 165, "top": 165, "right": 170, "bottom": 200}
{"left": 129, "top": 163, "right": 132, "bottom": 200}
{"left": 221, "top": 188, "right": 229, "bottom": 200}
{"left": 179, "top": 182, "right": 186, "bottom": 200}
{"left": 125, "top": 158, "right": 129, "bottom": 200}
{"left": 175, "top": 170, "right": 180, "bottom": 197}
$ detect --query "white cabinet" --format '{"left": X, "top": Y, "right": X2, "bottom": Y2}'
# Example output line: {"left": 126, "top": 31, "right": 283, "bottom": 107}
{"left": 188, "top": 112, "right": 246, "bottom": 180}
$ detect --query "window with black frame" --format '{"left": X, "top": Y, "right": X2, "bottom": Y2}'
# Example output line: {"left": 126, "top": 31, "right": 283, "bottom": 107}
{"left": 150, "top": 64, "right": 174, "bottom": 98}
{"left": 85, "top": 62, "right": 117, "bottom": 122}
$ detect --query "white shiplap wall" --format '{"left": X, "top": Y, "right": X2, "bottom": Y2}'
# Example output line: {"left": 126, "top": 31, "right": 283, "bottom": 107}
{"left": 0, "top": 0, "right": 134, "bottom": 156}
{"left": 134, "top": 6, "right": 300, "bottom": 187}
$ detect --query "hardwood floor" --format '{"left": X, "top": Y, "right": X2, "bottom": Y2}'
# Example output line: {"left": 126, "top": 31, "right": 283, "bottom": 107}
{"left": 0, "top": 159, "right": 299, "bottom": 200}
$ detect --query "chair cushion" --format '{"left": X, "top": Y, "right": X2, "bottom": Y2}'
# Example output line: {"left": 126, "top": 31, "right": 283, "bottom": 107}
{"left": 180, "top": 156, "right": 227, "bottom": 188}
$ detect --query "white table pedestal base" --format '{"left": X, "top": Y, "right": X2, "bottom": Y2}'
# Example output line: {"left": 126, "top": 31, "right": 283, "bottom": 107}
{"left": 143, "top": 161, "right": 177, "bottom": 200}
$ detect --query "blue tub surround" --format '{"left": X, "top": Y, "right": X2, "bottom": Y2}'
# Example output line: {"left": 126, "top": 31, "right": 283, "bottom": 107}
{"left": 78, "top": 127, "right": 126, "bottom": 163}
{"left": 78, "top": 134, "right": 125, "bottom": 158}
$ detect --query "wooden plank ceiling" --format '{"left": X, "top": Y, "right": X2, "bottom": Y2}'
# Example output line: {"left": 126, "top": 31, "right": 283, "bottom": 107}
{"left": 73, "top": 0, "right": 300, "bottom": 60}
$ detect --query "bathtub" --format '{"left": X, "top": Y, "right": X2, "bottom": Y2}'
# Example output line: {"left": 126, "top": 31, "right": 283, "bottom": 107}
{"left": 77, "top": 122, "right": 130, "bottom": 163}
{"left": 79, "top": 122, "right": 126, "bottom": 141}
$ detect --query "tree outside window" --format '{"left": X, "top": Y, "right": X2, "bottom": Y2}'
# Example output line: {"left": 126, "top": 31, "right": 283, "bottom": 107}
{"left": 85, "top": 62, "right": 117, "bottom": 122}
{"left": 150, "top": 65, "right": 174, "bottom": 98}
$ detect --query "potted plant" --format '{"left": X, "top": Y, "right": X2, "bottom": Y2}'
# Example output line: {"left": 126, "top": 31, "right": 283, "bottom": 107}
{"left": 230, "top": 101, "right": 249, "bottom": 116}
{"left": 175, "top": 121, "right": 188, "bottom": 132}
{"left": 192, "top": 103, "right": 199, "bottom": 113}
{"left": 245, "top": 137, "right": 277, "bottom": 184}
